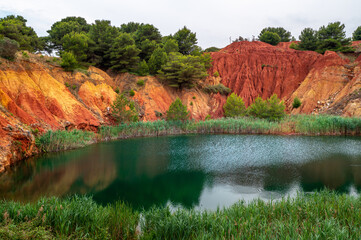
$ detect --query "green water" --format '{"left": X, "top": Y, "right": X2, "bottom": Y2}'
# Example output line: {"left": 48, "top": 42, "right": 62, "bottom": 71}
{"left": 1, "top": 135, "right": 361, "bottom": 210}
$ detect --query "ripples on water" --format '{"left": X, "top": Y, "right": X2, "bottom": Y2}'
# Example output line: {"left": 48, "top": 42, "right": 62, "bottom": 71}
{"left": 0, "top": 135, "right": 361, "bottom": 210}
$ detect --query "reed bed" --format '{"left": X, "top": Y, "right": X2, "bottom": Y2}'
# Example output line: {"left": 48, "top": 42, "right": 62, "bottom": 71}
{"left": 36, "top": 115, "right": 361, "bottom": 153}
{"left": 35, "top": 129, "right": 95, "bottom": 152}
{"left": 1, "top": 191, "right": 361, "bottom": 239}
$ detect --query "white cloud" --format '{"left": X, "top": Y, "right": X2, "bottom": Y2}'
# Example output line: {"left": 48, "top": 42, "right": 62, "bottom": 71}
{"left": 0, "top": 0, "right": 360, "bottom": 48}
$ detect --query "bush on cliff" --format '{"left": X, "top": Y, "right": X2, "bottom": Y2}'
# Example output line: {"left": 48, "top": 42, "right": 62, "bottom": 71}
{"left": 353, "top": 26, "right": 361, "bottom": 41}
{"left": 248, "top": 94, "right": 285, "bottom": 121}
{"left": 60, "top": 51, "right": 78, "bottom": 71}
{"left": 166, "top": 97, "right": 189, "bottom": 121}
{"left": 111, "top": 94, "right": 139, "bottom": 123}
{"left": 0, "top": 37, "right": 19, "bottom": 60}
{"left": 292, "top": 97, "right": 302, "bottom": 109}
{"left": 203, "top": 84, "right": 231, "bottom": 95}
{"left": 259, "top": 27, "right": 292, "bottom": 42}
{"left": 223, "top": 93, "right": 247, "bottom": 117}
{"left": 259, "top": 31, "right": 281, "bottom": 46}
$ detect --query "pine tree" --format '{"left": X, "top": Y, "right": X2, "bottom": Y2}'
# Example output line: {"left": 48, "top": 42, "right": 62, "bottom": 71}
{"left": 223, "top": 93, "right": 246, "bottom": 117}
{"left": 166, "top": 98, "right": 190, "bottom": 121}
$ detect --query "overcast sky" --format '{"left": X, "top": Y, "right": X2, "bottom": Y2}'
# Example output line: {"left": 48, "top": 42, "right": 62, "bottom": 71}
{"left": 0, "top": 0, "right": 360, "bottom": 49}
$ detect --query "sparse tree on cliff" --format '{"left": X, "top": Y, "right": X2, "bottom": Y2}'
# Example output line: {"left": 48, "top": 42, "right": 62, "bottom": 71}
{"left": 166, "top": 97, "right": 190, "bottom": 121}
{"left": 298, "top": 28, "right": 318, "bottom": 51}
{"left": 258, "top": 27, "right": 292, "bottom": 42}
{"left": 316, "top": 22, "right": 352, "bottom": 53}
{"left": 0, "top": 37, "right": 19, "bottom": 60}
{"left": 60, "top": 51, "right": 78, "bottom": 72}
{"left": 111, "top": 94, "right": 139, "bottom": 123}
{"left": 62, "top": 32, "right": 91, "bottom": 62}
{"left": 223, "top": 93, "right": 247, "bottom": 118}
{"left": 247, "top": 94, "right": 285, "bottom": 121}
{"left": 259, "top": 31, "right": 281, "bottom": 46}
{"left": 352, "top": 26, "right": 361, "bottom": 41}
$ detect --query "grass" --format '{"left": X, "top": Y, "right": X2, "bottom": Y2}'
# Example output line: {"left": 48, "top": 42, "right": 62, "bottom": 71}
{"left": 35, "top": 129, "right": 95, "bottom": 152}
{"left": 1, "top": 191, "right": 361, "bottom": 239}
{"left": 36, "top": 114, "right": 361, "bottom": 153}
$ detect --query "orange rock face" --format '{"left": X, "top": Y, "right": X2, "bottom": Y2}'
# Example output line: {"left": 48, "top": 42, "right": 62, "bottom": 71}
{"left": 208, "top": 41, "right": 321, "bottom": 106}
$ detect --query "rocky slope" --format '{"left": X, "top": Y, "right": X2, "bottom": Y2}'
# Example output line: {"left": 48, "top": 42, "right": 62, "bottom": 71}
{"left": 0, "top": 41, "right": 361, "bottom": 171}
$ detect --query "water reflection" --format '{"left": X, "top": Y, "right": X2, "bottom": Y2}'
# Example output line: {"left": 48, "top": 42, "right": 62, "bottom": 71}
{"left": 0, "top": 135, "right": 361, "bottom": 210}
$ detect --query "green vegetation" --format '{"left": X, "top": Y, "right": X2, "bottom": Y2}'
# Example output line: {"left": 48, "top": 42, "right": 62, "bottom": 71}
{"left": 223, "top": 93, "right": 246, "bottom": 117}
{"left": 148, "top": 46, "right": 168, "bottom": 74}
{"left": 173, "top": 26, "right": 198, "bottom": 55}
{"left": 292, "top": 22, "right": 353, "bottom": 53}
{"left": 0, "top": 37, "right": 19, "bottom": 60}
{"left": 166, "top": 98, "right": 189, "bottom": 121}
{"left": 292, "top": 96, "right": 302, "bottom": 109}
{"left": 136, "top": 79, "right": 145, "bottom": 86}
{"left": 259, "top": 31, "right": 281, "bottom": 45}
{"left": 2, "top": 191, "right": 361, "bottom": 239}
{"left": 213, "top": 71, "right": 219, "bottom": 77}
{"left": 248, "top": 94, "right": 286, "bottom": 121}
{"left": 35, "top": 129, "right": 94, "bottom": 152}
{"left": 60, "top": 51, "right": 78, "bottom": 72}
{"left": 353, "top": 26, "right": 361, "bottom": 41}
{"left": 203, "top": 84, "right": 231, "bottom": 95}
{"left": 259, "top": 27, "right": 292, "bottom": 43}
{"left": 0, "top": 15, "right": 42, "bottom": 52}
{"left": 159, "top": 53, "right": 210, "bottom": 89}
{"left": 111, "top": 94, "right": 139, "bottom": 123}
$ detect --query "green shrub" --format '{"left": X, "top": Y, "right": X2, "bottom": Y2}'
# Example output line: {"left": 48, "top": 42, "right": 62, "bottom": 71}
{"left": 259, "top": 31, "right": 281, "bottom": 45}
{"left": 213, "top": 71, "right": 220, "bottom": 77}
{"left": 21, "top": 51, "right": 29, "bottom": 59}
{"left": 129, "top": 89, "right": 135, "bottom": 97}
{"left": 203, "top": 84, "right": 231, "bottom": 95}
{"left": 248, "top": 94, "right": 285, "bottom": 121}
{"left": 192, "top": 96, "right": 196, "bottom": 99}
{"left": 0, "top": 37, "right": 19, "bottom": 60}
{"left": 292, "top": 97, "right": 302, "bottom": 109}
{"left": 136, "top": 79, "right": 145, "bottom": 86}
{"left": 111, "top": 94, "right": 139, "bottom": 123}
{"left": 114, "top": 87, "right": 120, "bottom": 94}
{"left": 166, "top": 98, "right": 190, "bottom": 121}
{"left": 60, "top": 51, "right": 78, "bottom": 71}
{"left": 223, "top": 93, "right": 247, "bottom": 117}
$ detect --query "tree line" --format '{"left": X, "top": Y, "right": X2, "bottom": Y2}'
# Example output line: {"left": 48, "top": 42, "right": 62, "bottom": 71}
{"left": 0, "top": 15, "right": 215, "bottom": 89}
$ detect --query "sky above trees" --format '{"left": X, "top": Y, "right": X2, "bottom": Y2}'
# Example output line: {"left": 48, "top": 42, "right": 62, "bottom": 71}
{"left": 0, "top": 0, "right": 360, "bottom": 49}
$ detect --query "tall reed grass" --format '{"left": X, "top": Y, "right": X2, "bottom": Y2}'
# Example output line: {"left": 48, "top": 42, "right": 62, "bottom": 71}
{"left": 1, "top": 191, "right": 360, "bottom": 239}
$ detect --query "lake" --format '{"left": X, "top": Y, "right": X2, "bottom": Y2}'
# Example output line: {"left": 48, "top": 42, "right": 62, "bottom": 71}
{"left": 1, "top": 134, "right": 361, "bottom": 210}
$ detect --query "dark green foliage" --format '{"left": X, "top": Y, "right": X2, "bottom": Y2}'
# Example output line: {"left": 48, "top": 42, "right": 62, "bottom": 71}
{"left": 248, "top": 94, "right": 285, "bottom": 121}
{"left": 134, "top": 24, "right": 162, "bottom": 45}
{"left": 317, "top": 22, "right": 351, "bottom": 53}
{"left": 203, "top": 84, "right": 231, "bottom": 95}
{"left": 259, "top": 27, "right": 292, "bottom": 42}
{"left": 114, "top": 87, "right": 120, "bottom": 94}
{"left": 173, "top": 26, "right": 198, "bottom": 55}
{"left": 148, "top": 46, "right": 168, "bottom": 74}
{"left": 88, "top": 20, "right": 120, "bottom": 69}
{"left": 298, "top": 28, "right": 318, "bottom": 51}
{"left": 353, "top": 26, "right": 361, "bottom": 41}
{"left": 0, "top": 37, "right": 19, "bottom": 60}
{"left": 0, "top": 15, "right": 41, "bottom": 52}
{"left": 137, "top": 60, "right": 149, "bottom": 76}
{"left": 166, "top": 97, "right": 190, "bottom": 121}
{"left": 47, "top": 16, "right": 90, "bottom": 50}
{"left": 213, "top": 71, "right": 219, "bottom": 77}
{"left": 109, "top": 32, "right": 140, "bottom": 72}
{"left": 137, "top": 79, "right": 145, "bottom": 86}
{"left": 111, "top": 94, "right": 139, "bottom": 123}
{"left": 293, "top": 97, "right": 302, "bottom": 109}
{"left": 259, "top": 31, "right": 281, "bottom": 46}
{"left": 129, "top": 89, "right": 135, "bottom": 97}
{"left": 139, "top": 39, "right": 157, "bottom": 61}
{"left": 62, "top": 32, "right": 90, "bottom": 62}
{"left": 163, "top": 38, "right": 179, "bottom": 54}
{"left": 158, "top": 53, "right": 209, "bottom": 89}
{"left": 120, "top": 22, "right": 142, "bottom": 34}
{"left": 60, "top": 51, "right": 78, "bottom": 71}
{"left": 205, "top": 46, "right": 221, "bottom": 52}
{"left": 223, "top": 93, "right": 246, "bottom": 117}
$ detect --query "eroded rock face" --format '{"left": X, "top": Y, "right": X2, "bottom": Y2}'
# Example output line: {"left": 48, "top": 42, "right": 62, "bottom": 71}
{"left": 208, "top": 41, "right": 321, "bottom": 106}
